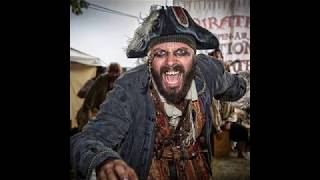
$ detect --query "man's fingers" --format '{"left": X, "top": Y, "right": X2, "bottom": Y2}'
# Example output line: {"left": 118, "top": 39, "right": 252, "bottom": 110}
{"left": 113, "top": 160, "right": 137, "bottom": 180}
{"left": 127, "top": 167, "right": 138, "bottom": 180}
{"left": 104, "top": 167, "right": 118, "bottom": 180}
{"left": 114, "top": 163, "right": 128, "bottom": 179}
{"left": 96, "top": 159, "right": 138, "bottom": 180}
{"left": 98, "top": 161, "right": 117, "bottom": 180}
{"left": 97, "top": 168, "right": 107, "bottom": 180}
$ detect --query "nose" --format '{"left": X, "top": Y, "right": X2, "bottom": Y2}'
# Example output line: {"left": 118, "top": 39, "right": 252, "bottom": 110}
{"left": 165, "top": 52, "right": 176, "bottom": 66}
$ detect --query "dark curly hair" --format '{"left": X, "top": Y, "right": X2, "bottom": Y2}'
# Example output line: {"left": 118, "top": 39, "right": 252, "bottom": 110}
{"left": 107, "top": 63, "right": 122, "bottom": 75}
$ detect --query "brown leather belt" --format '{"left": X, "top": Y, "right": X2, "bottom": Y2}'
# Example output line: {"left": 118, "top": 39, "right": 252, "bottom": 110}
{"left": 161, "top": 146, "right": 198, "bottom": 160}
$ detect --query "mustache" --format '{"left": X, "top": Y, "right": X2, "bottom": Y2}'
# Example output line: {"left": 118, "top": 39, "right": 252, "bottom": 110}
{"left": 160, "top": 64, "right": 185, "bottom": 75}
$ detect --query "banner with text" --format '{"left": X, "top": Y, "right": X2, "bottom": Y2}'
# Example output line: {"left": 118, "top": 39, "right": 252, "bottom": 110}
{"left": 173, "top": 0, "right": 250, "bottom": 73}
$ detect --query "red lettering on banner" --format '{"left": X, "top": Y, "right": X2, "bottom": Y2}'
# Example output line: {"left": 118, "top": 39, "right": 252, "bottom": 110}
{"left": 216, "top": 32, "right": 249, "bottom": 41}
{"left": 243, "top": 41, "right": 250, "bottom": 54}
{"left": 245, "top": 60, "right": 250, "bottom": 70}
{"left": 224, "top": 60, "right": 250, "bottom": 73}
{"left": 234, "top": 32, "right": 241, "bottom": 40}
{"left": 220, "top": 16, "right": 232, "bottom": 29}
{"left": 241, "top": 32, "right": 247, "bottom": 39}
{"left": 232, "top": 42, "right": 244, "bottom": 54}
{"left": 202, "top": 18, "right": 207, "bottom": 29}
{"left": 227, "top": 42, "right": 232, "bottom": 55}
{"left": 192, "top": 15, "right": 250, "bottom": 29}
{"left": 245, "top": 16, "right": 250, "bottom": 28}
{"left": 220, "top": 41, "right": 250, "bottom": 55}
{"left": 237, "top": 60, "right": 243, "bottom": 71}
{"left": 234, "top": 16, "right": 243, "bottom": 27}
{"left": 208, "top": 17, "right": 219, "bottom": 29}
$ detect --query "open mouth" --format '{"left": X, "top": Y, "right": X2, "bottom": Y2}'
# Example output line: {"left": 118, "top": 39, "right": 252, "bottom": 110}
{"left": 161, "top": 70, "right": 183, "bottom": 89}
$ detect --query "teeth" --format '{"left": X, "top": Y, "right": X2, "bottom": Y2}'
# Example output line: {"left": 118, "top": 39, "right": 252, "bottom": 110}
{"left": 165, "top": 71, "right": 179, "bottom": 75}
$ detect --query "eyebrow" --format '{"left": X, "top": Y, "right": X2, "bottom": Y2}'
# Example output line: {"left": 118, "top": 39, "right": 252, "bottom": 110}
{"left": 152, "top": 47, "right": 190, "bottom": 52}
{"left": 151, "top": 48, "right": 163, "bottom": 52}
{"left": 176, "top": 47, "right": 189, "bottom": 51}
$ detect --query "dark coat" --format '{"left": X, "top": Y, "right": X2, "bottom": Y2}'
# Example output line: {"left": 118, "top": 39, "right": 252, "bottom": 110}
{"left": 70, "top": 54, "right": 246, "bottom": 180}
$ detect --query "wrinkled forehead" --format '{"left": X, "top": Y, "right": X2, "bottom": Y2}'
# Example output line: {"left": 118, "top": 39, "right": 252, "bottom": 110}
{"left": 149, "top": 42, "right": 194, "bottom": 52}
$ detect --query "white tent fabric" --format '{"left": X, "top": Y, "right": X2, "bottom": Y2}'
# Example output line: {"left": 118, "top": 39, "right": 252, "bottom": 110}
{"left": 70, "top": 48, "right": 106, "bottom": 128}
{"left": 70, "top": 47, "right": 106, "bottom": 67}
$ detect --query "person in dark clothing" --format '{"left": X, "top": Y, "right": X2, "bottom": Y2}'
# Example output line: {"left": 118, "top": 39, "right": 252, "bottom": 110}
{"left": 77, "top": 66, "right": 107, "bottom": 98}
{"left": 76, "top": 63, "right": 122, "bottom": 130}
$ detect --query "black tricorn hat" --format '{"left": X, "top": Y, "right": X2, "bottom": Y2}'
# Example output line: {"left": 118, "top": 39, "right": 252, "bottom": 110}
{"left": 126, "top": 6, "right": 219, "bottom": 58}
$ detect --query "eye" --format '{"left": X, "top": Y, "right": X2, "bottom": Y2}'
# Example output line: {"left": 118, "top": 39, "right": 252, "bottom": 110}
{"left": 174, "top": 48, "right": 190, "bottom": 57}
{"left": 153, "top": 50, "right": 167, "bottom": 58}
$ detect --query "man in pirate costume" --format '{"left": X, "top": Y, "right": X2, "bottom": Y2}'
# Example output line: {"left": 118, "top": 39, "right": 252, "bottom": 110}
{"left": 71, "top": 5, "right": 246, "bottom": 180}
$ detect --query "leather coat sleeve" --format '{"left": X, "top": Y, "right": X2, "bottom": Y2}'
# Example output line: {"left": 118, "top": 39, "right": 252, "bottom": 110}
{"left": 70, "top": 82, "right": 133, "bottom": 180}
{"left": 197, "top": 54, "right": 247, "bottom": 102}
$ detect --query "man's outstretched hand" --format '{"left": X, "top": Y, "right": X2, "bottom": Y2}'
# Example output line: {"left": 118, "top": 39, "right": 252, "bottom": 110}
{"left": 96, "top": 159, "right": 138, "bottom": 180}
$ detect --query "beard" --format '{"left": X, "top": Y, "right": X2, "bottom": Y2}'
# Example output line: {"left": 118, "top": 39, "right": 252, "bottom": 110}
{"left": 151, "top": 58, "right": 196, "bottom": 104}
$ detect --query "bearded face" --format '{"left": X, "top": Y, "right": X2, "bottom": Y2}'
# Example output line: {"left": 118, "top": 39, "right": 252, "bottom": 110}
{"left": 150, "top": 42, "right": 195, "bottom": 104}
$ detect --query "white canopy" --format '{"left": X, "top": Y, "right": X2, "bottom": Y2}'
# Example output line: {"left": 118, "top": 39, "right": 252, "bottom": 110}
{"left": 70, "top": 47, "right": 106, "bottom": 67}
